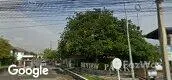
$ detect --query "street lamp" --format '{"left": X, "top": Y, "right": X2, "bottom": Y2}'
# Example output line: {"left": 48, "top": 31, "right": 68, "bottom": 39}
{"left": 123, "top": 1, "right": 135, "bottom": 80}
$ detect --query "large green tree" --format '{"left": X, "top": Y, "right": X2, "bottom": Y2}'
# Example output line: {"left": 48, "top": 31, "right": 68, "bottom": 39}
{"left": 58, "top": 9, "right": 159, "bottom": 62}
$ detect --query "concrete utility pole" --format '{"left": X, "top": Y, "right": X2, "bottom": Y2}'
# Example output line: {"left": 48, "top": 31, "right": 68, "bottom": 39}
{"left": 156, "top": 0, "right": 171, "bottom": 80}
{"left": 123, "top": 1, "right": 135, "bottom": 80}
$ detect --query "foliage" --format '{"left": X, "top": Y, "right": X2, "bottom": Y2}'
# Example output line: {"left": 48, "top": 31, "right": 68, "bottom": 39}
{"left": 0, "top": 37, "right": 12, "bottom": 59}
{"left": 0, "top": 56, "right": 15, "bottom": 66}
{"left": 58, "top": 8, "right": 159, "bottom": 62}
{"left": 43, "top": 48, "right": 59, "bottom": 60}
{"left": 0, "top": 37, "right": 13, "bottom": 66}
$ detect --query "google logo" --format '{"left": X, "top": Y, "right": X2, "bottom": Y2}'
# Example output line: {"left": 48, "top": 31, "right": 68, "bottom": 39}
{"left": 8, "top": 64, "right": 49, "bottom": 78}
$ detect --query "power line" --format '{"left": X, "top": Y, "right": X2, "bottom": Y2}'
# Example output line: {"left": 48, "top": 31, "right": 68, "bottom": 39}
{"left": 0, "top": 0, "right": 171, "bottom": 18}
{"left": 0, "top": 0, "right": 155, "bottom": 11}
{"left": 0, "top": 20, "right": 66, "bottom": 23}
{"left": 0, "top": 0, "right": 171, "bottom": 28}
{"left": 1, "top": 6, "right": 172, "bottom": 15}
{"left": 0, "top": 24, "right": 61, "bottom": 29}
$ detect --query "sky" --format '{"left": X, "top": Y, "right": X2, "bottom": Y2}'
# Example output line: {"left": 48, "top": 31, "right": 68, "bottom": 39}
{"left": 0, "top": 0, "right": 172, "bottom": 52}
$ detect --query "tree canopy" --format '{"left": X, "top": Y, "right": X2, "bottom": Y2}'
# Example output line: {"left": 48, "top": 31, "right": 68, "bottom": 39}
{"left": 0, "top": 37, "right": 13, "bottom": 65}
{"left": 58, "top": 9, "right": 159, "bottom": 62}
{"left": 0, "top": 37, "right": 12, "bottom": 59}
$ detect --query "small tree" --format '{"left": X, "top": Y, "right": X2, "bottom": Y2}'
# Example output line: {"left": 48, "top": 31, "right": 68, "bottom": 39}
{"left": 0, "top": 37, "right": 12, "bottom": 66}
{"left": 43, "top": 48, "right": 59, "bottom": 60}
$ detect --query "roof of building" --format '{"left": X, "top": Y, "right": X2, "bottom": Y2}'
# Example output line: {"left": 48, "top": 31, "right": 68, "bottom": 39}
{"left": 145, "top": 27, "right": 172, "bottom": 39}
{"left": 12, "top": 47, "right": 36, "bottom": 55}
{"left": 12, "top": 47, "right": 26, "bottom": 52}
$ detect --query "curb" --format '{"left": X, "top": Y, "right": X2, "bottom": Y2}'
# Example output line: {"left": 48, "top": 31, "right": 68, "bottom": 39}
{"left": 56, "top": 67, "right": 88, "bottom": 80}
{"left": 65, "top": 69, "right": 88, "bottom": 80}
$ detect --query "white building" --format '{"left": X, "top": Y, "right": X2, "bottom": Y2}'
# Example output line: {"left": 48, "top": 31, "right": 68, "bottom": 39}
{"left": 11, "top": 47, "right": 35, "bottom": 67}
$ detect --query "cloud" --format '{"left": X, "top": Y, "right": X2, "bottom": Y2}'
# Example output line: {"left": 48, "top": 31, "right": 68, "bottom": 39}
{"left": 0, "top": 10, "right": 62, "bottom": 52}
{"left": 0, "top": 0, "right": 172, "bottom": 52}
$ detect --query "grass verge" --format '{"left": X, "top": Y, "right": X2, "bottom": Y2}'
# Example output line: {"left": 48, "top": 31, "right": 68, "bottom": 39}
{"left": 82, "top": 73, "right": 104, "bottom": 80}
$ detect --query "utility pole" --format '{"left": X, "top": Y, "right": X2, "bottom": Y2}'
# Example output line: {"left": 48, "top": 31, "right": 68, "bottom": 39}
{"left": 123, "top": 1, "right": 135, "bottom": 80}
{"left": 156, "top": 0, "right": 171, "bottom": 80}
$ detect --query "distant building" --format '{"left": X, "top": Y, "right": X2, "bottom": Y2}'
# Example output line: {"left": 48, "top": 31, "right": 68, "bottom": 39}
{"left": 146, "top": 27, "right": 172, "bottom": 61}
{"left": 11, "top": 47, "right": 36, "bottom": 67}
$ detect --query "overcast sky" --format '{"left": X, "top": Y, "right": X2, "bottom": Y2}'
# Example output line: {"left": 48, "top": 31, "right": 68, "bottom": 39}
{"left": 0, "top": 0, "right": 172, "bottom": 52}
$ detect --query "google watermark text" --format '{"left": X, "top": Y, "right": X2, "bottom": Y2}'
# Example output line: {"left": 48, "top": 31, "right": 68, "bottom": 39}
{"left": 8, "top": 64, "right": 49, "bottom": 78}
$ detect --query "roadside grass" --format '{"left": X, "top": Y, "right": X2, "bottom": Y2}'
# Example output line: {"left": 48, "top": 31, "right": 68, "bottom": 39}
{"left": 82, "top": 74, "right": 104, "bottom": 80}
{"left": 0, "top": 65, "right": 8, "bottom": 69}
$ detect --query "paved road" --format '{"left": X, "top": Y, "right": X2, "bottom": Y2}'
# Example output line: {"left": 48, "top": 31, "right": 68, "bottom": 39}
{"left": 0, "top": 66, "right": 171, "bottom": 80}
{"left": 0, "top": 66, "right": 75, "bottom": 80}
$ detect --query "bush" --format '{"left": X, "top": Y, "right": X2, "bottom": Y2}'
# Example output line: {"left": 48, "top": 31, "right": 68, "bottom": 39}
{"left": 0, "top": 56, "right": 15, "bottom": 66}
{"left": 98, "top": 63, "right": 105, "bottom": 70}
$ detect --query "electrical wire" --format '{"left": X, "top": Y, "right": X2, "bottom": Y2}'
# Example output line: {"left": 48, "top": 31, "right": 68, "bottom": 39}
{"left": 0, "top": 0, "right": 171, "bottom": 30}
{"left": 0, "top": 24, "right": 61, "bottom": 29}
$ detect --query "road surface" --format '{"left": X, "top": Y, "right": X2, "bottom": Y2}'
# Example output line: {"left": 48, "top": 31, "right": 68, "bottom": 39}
{"left": 0, "top": 66, "right": 75, "bottom": 80}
